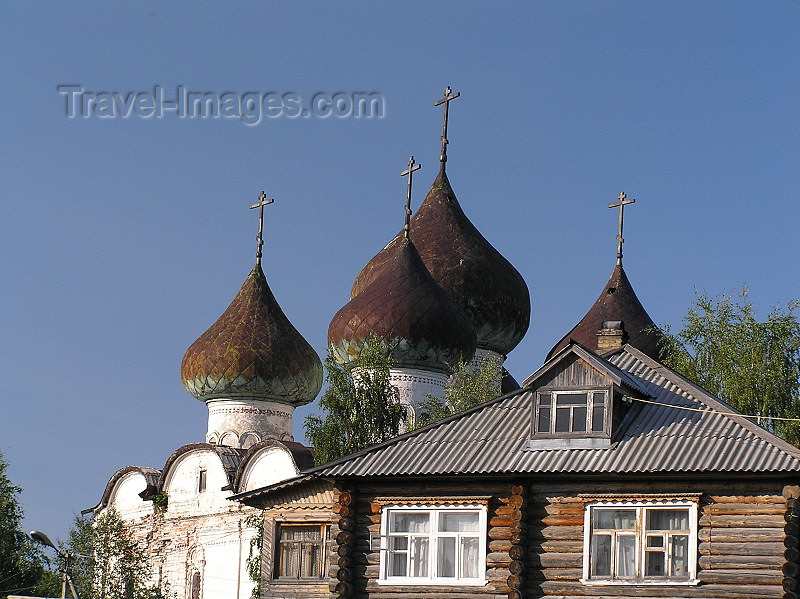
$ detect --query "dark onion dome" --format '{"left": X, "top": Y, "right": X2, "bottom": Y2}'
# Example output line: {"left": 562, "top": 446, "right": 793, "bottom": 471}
{"left": 181, "top": 264, "right": 322, "bottom": 406}
{"left": 352, "top": 168, "right": 530, "bottom": 356}
{"left": 329, "top": 237, "right": 477, "bottom": 374}
{"left": 546, "top": 264, "right": 662, "bottom": 360}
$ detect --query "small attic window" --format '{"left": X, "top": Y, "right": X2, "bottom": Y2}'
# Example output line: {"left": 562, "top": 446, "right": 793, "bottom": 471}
{"left": 534, "top": 389, "right": 609, "bottom": 437}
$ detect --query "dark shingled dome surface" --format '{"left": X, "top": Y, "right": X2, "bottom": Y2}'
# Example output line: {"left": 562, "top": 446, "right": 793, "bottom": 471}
{"left": 546, "top": 264, "right": 662, "bottom": 360}
{"left": 329, "top": 238, "right": 476, "bottom": 374}
{"left": 181, "top": 264, "right": 322, "bottom": 405}
{"left": 352, "top": 168, "right": 530, "bottom": 356}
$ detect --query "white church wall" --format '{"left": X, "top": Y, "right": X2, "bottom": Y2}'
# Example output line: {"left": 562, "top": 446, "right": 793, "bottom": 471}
{"left": 108, "top": 471, "right": 154, "bottom": 520}
{"left": 163, "top": 449, "right": 232, "bottom": 515}
{"left": 239, "top": 445, "right": 299, "bottom": 493}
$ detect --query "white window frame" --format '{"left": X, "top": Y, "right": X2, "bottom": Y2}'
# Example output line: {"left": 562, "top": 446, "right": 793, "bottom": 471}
{"left": 582, "top": 500, "right": 699, "bottom": 585}
{"left": 377, "top": 504, "right": 487, "bottom": 586}
{"left": 534, "top": 388, "right": 609, "bottom": 437}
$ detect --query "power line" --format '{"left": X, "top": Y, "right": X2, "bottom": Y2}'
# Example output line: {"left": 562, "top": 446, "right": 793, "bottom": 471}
{"left": 629, "top": 395, "right": 800, "bottom": 422}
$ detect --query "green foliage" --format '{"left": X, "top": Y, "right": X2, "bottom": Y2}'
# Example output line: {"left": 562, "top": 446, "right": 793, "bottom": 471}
{"left": 659, "top": 287, "right": 800, "bottom": 445}
{"left": 93, "top": 508, "right": 159, "bottom": 599}
{"left": 62, "top": 514, "right": 95, "bottom": 597}
{"left": 414, "top": 356, "right": 502, "bottom": 428}
{"left": 245, "top": 512, "right": 264, "bottom": 599}
{"left": 0, "top": 449, "right": 50, "bottom": 598}
{"left": 305, "top": 337, "right": 406, "bottom": 465}
{"left": 150, "top": 491, "right": 168, "bottom": 514}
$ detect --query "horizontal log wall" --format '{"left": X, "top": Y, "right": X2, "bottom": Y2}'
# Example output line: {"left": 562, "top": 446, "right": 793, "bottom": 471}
{"left": 525, "top": 479, "right": 793, "bottom": 599}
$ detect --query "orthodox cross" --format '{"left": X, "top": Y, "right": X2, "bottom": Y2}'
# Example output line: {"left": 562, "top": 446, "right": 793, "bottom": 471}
{"left": 608, "top": 191, "right": 635, "bottom": 266}
{"left": 249, "top": 191, "right": 274, "bottom": 265}
{"left": 400, "top": 156, "right": 421, "bottom": 239}
{"left": 434, "top": 86, "right": 460, "bottom": 166}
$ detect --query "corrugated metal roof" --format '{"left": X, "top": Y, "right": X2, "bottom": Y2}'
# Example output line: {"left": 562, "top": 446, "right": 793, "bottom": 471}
{"left": 315, "top": 345, "right": 800, "bottom": 478}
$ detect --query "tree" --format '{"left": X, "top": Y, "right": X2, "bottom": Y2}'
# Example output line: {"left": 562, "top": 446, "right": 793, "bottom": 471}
{"left": 0, "top": 449, "right": 48, "bottom": 598}
{"left": 305, "top": 337, "right": 406, "bottom": 465}
{"left": 414, "top": 356, "right": 502, "bottom": 428}
{"left": 93, "top": 508, "right": 160, "bottom": 599}
{"left": 659, "top": 287, "right": 800, "bottom": 445}
{"left": 61, "top": 514, "right": 95, "bottom": 598}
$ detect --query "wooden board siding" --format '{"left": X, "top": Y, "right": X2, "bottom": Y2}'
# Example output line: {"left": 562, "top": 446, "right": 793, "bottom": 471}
{"left": 258, "top": 490, "right": 336, "bottom": 599}
{"left": 536, "top": 355, "right": 608, "bottom": 389}
{"left": 525, "top": 479, "right": 794, "bottom": 599}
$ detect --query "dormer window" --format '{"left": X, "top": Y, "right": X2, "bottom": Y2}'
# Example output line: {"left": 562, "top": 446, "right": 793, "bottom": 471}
{"left": 535, "top": 389, "right": 609, "bottom": 437}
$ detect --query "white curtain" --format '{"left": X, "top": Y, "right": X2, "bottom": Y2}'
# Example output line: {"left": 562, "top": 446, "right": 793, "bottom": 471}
{"left": 616, "top": 535, "right": 636, "bottom": 577}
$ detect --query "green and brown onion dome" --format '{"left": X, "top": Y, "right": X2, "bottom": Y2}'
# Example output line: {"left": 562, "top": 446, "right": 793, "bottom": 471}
{"left": 352, "top": 168, "right": 530, "bottom": 356}
{"left": 181, "top": 263, "right": 323, "bottom": 405}
{"left": 329, "top": 237, "right": 477, "bottom": 374}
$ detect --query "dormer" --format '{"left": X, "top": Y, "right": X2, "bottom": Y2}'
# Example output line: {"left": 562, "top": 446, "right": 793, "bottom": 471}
{"left": 522, "top": 343, "right": 651, "bottom": 450}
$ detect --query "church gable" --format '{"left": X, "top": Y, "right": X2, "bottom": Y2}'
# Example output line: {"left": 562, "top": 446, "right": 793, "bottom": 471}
{"left": 161, "top": 446, "right": 240, "bottom": 514}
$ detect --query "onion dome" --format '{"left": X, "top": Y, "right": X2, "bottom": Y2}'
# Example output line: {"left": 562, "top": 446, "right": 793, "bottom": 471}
{"left": 329, "top": 237, "right": 476, "bottom": 374}
{"left": 181, "top": 263, "right": 323, "bottom": 406}
{"left": 352, "top": 167, "right": 530, "bottom": 356}
{"left": 546, "top": 264, "right": 662, "bottom": 360}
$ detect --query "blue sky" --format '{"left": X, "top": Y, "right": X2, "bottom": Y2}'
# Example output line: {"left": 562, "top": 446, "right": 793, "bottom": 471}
{"left": 2, "top": 1, "right": 798, "bottom": 545}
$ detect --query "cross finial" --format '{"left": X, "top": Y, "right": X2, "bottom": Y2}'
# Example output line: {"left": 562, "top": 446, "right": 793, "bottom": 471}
{"left": 400, "top": 156, "right": 421, "bottom": 240}
{"left": 249, "top": 191, "right": 274, "bottom": 265}
{"left": 608, "top": 191, "right": 635, "bottom": 266}
{"left": 434, "top": 86, "right": 460, "bottom": 167}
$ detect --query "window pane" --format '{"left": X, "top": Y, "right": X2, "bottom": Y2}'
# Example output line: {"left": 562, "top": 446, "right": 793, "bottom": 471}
{"left": 389, "top": 550, "right": 407, "bottom": 577}
{"left": 671, "top": 535, "right": 689, "bottom": 578}
{"left": 573, "top": 406, "right": 587, "bottom": 432}
{"left": 410, "top": 537, "right": 429, "bottom": 577}
{"left": 460, "top": 536, "right": 479, "bottom": 578}
{"left": 616, "top": 535, "right": 636, "bottom": 577}
{"left": 646, "top": 549, "right": 665, "bottom": 576}
{"left": 593, "top": 392, "right": 605, "bottom": 404}
{"left": 591, "top": 406, "right": 605, "bottom": 431}
{"left": 439, "top": 512, "right": 479, "bottom": 532}
{"left": 537, "top": 406, "right": 550, "bottom": 433}
{"left": 300, "top": 542, "right": 319, "bottom": 578}
{"left": 555, "top": 407, "right": 571, "bottom": 432}
{"left": 278, "top": 544, "right": 299, "bottom": 578}
{"left": 592, "top": 509, "right": 636, "bottom": 530}
{"left": 437, "top": 536, "right": 456, "bottom": 577}
{"left": 647, "top": 509, "right": 689, "bottom": 531}
{"left": 390, "top": 512, "right": 429, "bottom": 533}
{"left": 282, "top": 525, "right": 320, "bottom": 541}
{"left": 558, "top": 393, "right": 587, "bottom": 405}
{"left": 590, "top": 534, "right": 611, "bottom": 577}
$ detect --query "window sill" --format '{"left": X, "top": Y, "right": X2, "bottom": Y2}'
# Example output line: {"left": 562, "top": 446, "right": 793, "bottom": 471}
{"left": 377, "top": 578, "right": 488, "bottom": 586}
{"left": 580, "top": 578, "right": 699, "bottom": 586}
{"left": 524, "top": 437, "right": 611, "bottom": 450}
